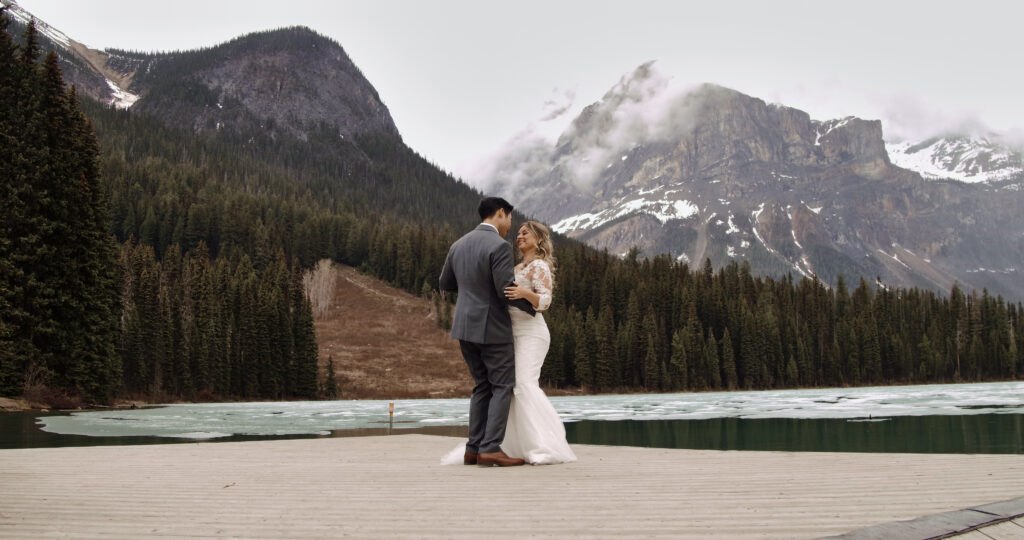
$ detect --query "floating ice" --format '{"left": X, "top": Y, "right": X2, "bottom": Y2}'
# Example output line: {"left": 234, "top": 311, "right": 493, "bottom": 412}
{"left": 36, "top": 382, "right": 1024, "bottom": 440}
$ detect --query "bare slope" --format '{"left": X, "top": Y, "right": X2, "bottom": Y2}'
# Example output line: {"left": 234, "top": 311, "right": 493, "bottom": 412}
{"left": 314, "top": 264, "right": 469, "bottom": 399}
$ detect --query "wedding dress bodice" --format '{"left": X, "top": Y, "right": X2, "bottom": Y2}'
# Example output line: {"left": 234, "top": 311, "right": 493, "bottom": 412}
{"left": 514, "top": 259, "right": 553, "bottom": 312}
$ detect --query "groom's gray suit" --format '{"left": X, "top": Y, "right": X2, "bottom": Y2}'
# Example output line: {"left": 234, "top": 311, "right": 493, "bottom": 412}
{"left": 439, "top": 223, "right": 535, "bottom": 454}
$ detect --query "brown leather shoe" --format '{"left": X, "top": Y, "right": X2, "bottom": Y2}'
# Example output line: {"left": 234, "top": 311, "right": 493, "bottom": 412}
{"left": 477, "top": 451, "right": 526, "bottom": 467}
{"left": 463, "top": 451, "right": 478, "bottom": 465}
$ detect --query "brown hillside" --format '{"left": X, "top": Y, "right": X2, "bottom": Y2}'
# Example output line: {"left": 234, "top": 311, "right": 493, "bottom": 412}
{"left": 313, "top": 263, "right": 470, "bottom": 399}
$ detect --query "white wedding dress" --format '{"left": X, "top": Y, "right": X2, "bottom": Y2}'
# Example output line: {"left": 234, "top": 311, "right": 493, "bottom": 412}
{"left": 441, "top": 259, "right": 577, "bottom": 465}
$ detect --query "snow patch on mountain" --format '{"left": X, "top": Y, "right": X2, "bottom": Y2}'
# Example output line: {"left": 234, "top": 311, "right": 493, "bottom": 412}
{"left": 878, "top": 248, "right": 911, "bottom": 270}
{"left": 726, "top": 214, "right": 740, "bottom": 234}
{"left": 886, "top": 136, "right": 1023, "bottom": 184}
{"left": 553, "top": 197, "right": 698, "bottom": 234}
{"left": 966, "top": 267, "right": 1018, "bottom": 274}
{"left": 105, "top": 79, "right": 139, "bottom": 109}
{"left": 750, "top": 204, "right": 776, "bottom": 254}
{"left": 814, "top": 117, "right": 853, "bottom": 146}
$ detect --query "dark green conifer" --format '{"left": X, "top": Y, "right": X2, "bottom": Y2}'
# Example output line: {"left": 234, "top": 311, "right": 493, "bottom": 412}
{"left": 705, "top": 332, "right": 721, "bottom": 389}
{"left": 595, "top": 305, "right": 617, "bottom": 390}
{"left": 670, "top": 328, "right": 689, "bottom": 390}
{"left": 720, "top": 328, "right": 737, "bottom": 390}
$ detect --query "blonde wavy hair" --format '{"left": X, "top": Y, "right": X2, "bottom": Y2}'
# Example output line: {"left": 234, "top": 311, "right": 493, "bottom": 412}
{"left": 517, "top": 220, "right": 557, "bottom": 280}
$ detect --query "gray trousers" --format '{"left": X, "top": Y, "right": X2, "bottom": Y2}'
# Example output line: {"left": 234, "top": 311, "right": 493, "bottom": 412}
{"left": 459, "top": 340, "right": 516, "bottom": 454}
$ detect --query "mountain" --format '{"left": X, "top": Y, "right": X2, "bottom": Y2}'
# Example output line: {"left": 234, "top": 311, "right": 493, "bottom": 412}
{"left": 483, "top": 64, "right": 1024, "bottom": 300}
{"left": 886, "top": 135, "right": 1024, "bottom": 188}
{"left": 114, "top": 27, "right": 400, "bottom": 141}
{"left": 3, "top": 0, "right": 397, "bottom": 141}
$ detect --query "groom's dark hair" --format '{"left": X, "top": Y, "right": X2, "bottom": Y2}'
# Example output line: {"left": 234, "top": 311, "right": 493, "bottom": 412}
{"left": 478, "top": 197, "right": 514, "bottom": 220}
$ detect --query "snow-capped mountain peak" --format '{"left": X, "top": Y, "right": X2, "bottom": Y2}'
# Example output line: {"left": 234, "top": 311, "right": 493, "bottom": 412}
{"left": 886, "top": 135, "right": 1023, "bottom": 186}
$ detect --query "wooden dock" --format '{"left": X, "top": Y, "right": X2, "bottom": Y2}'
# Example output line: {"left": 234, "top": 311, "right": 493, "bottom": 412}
{"left": 1, "top": 434, "right": 1023, "bottom": 538}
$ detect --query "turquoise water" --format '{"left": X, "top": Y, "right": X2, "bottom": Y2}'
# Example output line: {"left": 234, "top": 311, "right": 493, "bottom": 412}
{"left": 3, "top": 381, "right": 1023, "bottom": 452}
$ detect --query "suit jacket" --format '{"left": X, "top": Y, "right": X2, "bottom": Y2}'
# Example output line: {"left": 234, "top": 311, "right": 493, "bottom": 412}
{"left": 439, "top": 224, "right": 536, "bottom": 344}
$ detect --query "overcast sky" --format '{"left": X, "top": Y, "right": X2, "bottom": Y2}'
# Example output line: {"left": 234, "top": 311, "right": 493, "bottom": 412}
{"left": 14, "top": 0, "right": 1024, "bottom": 182}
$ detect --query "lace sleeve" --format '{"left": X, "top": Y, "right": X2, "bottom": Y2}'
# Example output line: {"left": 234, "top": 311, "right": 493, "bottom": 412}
{"left": 526, "top": 260, "right": 554, "bottom": 312}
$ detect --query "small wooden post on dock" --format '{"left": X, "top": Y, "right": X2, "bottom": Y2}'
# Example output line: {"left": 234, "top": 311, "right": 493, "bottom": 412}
{"left": 388, "top": 401, "right": 394, "bottom": 433}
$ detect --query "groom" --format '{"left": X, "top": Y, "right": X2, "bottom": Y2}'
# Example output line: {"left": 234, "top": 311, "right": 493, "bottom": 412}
{"left": 439, "top": 197, "right": 535, "bottom": 467}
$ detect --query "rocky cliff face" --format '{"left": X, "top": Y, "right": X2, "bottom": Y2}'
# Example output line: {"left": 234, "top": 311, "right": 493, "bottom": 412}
{"left": 126, "top": 27, "right": 399, "bottom": 141}
{"left": 491, "top": 65, "right": 1024, "bottom": 300}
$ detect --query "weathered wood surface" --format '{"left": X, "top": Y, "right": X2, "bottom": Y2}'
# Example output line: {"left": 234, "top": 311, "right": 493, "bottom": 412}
{"left": 1, "top": 434, "right": 1023, "bottom": 539}
{"left": 951, "top": 518, "right": 1024, "bottom": 540}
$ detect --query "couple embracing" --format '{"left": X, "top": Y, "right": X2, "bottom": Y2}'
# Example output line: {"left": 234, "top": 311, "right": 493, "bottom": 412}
{"left": 439, "top": 197, "right": 577, "bottom": 467}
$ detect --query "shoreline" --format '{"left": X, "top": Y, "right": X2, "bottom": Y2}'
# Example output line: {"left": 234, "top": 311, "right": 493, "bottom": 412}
{"left": 4, "top": 377, "right": 1022, "bottom": 414}
{"left": 0, "top": 396, "right": 153, "bottom": 414}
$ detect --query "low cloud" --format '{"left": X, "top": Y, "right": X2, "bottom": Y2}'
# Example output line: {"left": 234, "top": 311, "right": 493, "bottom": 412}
{"left": 538, "top": 87, "right": 577, "bottom": 122}
{"left": 467, "top": 62, "right": 706, "bottom": 197}
{"left": 456, "top": 86, "right": 576, "bottom": 193}
{"left": 547, "top": 62, "right": 705, "bottom": 193}
{"left": 876, "top": 94, "right": 1024, "bottom": 150}
{"left": 465, "top": 129, "right": 554, "bottom": 196}
{"left": 879, "top": 95, "right": 983, "bottom": 142}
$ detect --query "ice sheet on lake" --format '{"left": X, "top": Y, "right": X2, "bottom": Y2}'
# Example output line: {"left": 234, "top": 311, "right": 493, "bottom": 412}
{"left": 37, "top": 381, "right": 1024, "bottom": 439}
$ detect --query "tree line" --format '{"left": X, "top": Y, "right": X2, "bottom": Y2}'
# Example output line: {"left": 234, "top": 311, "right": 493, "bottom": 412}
{"left": 537, "top": 252, "right": 1021, "bottom": 392}
{"left": 117, "top": 240, "right": 318, "bottom": 401}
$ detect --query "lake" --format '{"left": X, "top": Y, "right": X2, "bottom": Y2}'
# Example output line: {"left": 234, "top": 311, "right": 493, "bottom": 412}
{"left": 2, "top": 381, "right": 1022, "bottom": 453}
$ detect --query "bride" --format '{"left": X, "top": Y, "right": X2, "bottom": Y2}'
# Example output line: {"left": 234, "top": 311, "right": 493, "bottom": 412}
{"left": 442, "top": 220, "right": 577, "bottom": 465}
{"left": 501, "top": 220, "right": 577, "bottom": 464}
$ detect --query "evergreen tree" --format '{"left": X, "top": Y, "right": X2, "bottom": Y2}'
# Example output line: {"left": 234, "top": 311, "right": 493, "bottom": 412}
{"left": 720, "top": 328, "right": 738, "bottom": 390}
{"left": 917, "top": 334, "right": 936, "bottom": 381}
{"left": 1, "top": 20, "right": 120, "bottom": 401}
{"left": 291, "top": 266, "right": 319, "bottom": 399}
{"left": 594, "top": 305, "right": 617, "bottom": 390}
{"left": 670, "top": 328, "right": 689, "bottom": 390}
{"left": 0, "top": 8, "right": 23, "bottom": 395}
{"left": 573, "top": 310, "right": 593, "bottom": 389}
{"left": 323, "top": 355, "right": 339, "bottom": 399}
{"left": 1009, "top": 326, "right": 1019, "bottom": 380}
{"left": 705, "top": 332, "right": 721, "bottom": 389}
{"left": 785, "top": 355, "right": 799, "bottom": 386}
{"left": 643, "top": 331, "right": 661, "bottom": 390}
